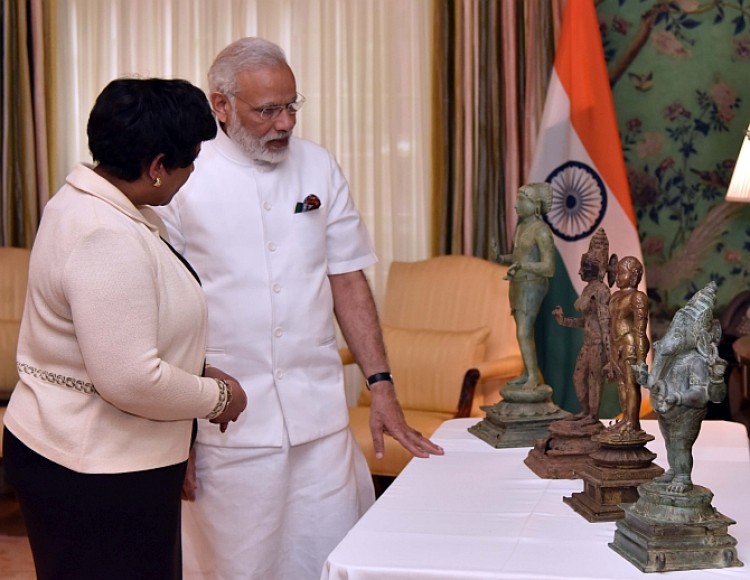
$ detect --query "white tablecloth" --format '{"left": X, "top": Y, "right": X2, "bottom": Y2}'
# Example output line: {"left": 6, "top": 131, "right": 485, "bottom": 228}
{"left": 322, "top": 419, "right": 750, "bottom": 579}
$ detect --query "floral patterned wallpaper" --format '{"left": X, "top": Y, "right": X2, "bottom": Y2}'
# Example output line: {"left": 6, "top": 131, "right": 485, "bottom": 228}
{"left": 597, "top": 0, "right": 750, "bottom": 329}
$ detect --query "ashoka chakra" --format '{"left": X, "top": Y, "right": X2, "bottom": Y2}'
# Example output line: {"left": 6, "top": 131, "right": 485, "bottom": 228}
{"left": 543, "top": 161, "right": 607, "bottom": 242}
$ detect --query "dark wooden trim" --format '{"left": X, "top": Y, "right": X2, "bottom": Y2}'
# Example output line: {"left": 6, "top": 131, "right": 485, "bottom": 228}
{"left": 455, "top": 368, "right": 481, "bottom": 418}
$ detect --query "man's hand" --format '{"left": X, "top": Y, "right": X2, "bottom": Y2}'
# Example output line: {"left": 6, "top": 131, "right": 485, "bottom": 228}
{"left": 181, "top": 447, "right": 197, "bottom": 501}
{"left": 328, "top": 270, "right": 443, "bottom": 459}
{"left": 368, "top": 381, "right": 444, "bottom": 459}
{"left": 204, "top": 366, "right": 247, "bottom": 432}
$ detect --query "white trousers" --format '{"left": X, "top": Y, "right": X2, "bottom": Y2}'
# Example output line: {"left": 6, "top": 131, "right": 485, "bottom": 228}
{"left": 182, "top": 427, "right": 375, "bottom": 580}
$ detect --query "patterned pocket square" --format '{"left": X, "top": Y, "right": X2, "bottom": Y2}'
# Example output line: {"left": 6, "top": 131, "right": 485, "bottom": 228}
{"left": 294, "top": 194, "right": 321, "bottom": 213}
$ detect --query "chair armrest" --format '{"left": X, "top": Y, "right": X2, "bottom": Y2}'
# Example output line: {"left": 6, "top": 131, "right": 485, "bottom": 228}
{"left": 455, "top": 357, "right": 523, "bottom": 418}
{"left": 474, "top": 356, "right": 524, "bottom": 381}
{"left": 339, "top": 346, "right": 356, "bottom": 366}
{"left": 456, "top": 368, "right": 481, "bottom": 418}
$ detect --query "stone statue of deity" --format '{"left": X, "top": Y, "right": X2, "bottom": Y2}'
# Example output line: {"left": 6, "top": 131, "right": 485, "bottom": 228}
{"left": 633, "top": 282, "right": 727, "bottom": 493}
{"left": 552, "top": 228, "right": 615, "bottom": 424}
{"left": 605, "top": 255, "right": 649, "bottom": 437}
{"left": 498, "top": 182, "right": 555, "bottom": 390}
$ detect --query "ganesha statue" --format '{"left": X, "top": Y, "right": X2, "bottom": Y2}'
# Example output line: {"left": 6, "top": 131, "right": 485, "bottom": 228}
{"left": 632, "top": 282, "right": 726, "bottom": 494}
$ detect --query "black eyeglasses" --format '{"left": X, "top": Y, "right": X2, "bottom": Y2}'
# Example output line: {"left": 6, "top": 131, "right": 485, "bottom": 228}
{"left": 229, "top": 92, "right": 306, "bottom": 121}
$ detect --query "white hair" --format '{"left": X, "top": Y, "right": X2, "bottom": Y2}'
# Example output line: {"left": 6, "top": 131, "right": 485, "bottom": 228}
{"left": 208, "top": 37, "right": 288, "bottom": 94}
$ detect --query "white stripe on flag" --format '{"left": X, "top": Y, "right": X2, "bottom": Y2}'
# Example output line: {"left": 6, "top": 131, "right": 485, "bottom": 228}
{"left": 527, "top": 70, "right": 645, "bottom": 296}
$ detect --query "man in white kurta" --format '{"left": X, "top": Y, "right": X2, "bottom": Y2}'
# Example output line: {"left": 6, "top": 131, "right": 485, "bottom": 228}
{"left": 156, "top": 38, "right": 443, "bottom": 579}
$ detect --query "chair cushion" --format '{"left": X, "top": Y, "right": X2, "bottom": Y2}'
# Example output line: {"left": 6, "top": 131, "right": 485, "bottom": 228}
{"left": 383, "top": 257, "right": 516, "bottom": 364}
{"left": 382, "top": 325, "right": 489, "bottom": 414}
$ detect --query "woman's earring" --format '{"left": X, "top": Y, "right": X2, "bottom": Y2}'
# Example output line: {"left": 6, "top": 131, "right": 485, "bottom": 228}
{"left": 153, "top": 177, "right": 162, "bottom": 188}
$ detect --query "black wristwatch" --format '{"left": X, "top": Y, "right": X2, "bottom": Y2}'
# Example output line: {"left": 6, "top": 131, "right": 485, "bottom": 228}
{"left": 366, "top": 372, "right": 393, "bottom": 390}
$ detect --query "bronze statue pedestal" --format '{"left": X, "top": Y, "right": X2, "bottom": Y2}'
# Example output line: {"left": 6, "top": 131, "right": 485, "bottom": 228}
{"left": 524, "top": 416, "right": 602, "bottom": 479}
{"left": 610, "top": 481, "right": 743, "bottom": 572}
{"left": 563, "top": 428, "right": 663, "bottom": 522}
{"left": 469, "top": 384, "right": 570, "bottom": 448}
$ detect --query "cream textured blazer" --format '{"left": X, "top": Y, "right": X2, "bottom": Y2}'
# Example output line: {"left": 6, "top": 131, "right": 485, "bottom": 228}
{"left": 4, "top": 164, "right": 222, "bottom": 473}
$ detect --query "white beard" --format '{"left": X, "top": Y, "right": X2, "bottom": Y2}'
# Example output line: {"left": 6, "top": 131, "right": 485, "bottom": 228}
{"left": 225, "top": 109, "right": 291, "bottom": 164}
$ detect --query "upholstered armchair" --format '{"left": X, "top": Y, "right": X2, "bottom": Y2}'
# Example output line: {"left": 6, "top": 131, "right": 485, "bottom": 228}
{"left": 0, "top": 248, "right": 30, "bottom": 404}
{"left": 345, "top": 255, "right": 523, "bottom": 477}
{"left": 0, "top": 247, "right": 30, "bottom": 469}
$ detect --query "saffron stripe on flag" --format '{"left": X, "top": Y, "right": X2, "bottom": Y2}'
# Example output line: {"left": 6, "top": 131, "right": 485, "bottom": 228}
{"left": 554, "top": 1, "right": 636, "bottom": 226}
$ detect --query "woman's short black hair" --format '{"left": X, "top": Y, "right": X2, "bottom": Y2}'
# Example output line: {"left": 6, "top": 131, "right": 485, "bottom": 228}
{"left": 87, "top": 78, "right": 217, "bottom": 182}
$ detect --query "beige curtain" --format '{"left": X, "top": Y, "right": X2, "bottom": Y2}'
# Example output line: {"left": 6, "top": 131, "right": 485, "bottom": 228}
{"left": 433, "top": 0, "right": 564, "bottom": 258}
{"left": 1, "top": 0, "right": 53, "bottom": 248}
{"left": 48, "top": 0, "right": 433, "bottom": 304}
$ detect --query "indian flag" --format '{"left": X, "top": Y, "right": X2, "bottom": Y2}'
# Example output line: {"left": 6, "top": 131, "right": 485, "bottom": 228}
{"left": 527, "top": 0, "right": 646, "bottom": 416}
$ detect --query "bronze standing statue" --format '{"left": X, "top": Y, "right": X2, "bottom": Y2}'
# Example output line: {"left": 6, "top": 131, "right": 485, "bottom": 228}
{"left": 633, "top": 282, "right": 727, "bottom": 493}
{"left": 470, "top": 182, "right": 570, "bottom": 448}
{"left": 606, "top": 256, "right": 649, "bottom": 436}
{"left": 498, "top": 182, "right": 555, "bottom": 390}
{"left": 525, "top": 228, "right": 615, "bottom": 478}
{"left": 553, "top": 228, "right": 614, "bottom": 424}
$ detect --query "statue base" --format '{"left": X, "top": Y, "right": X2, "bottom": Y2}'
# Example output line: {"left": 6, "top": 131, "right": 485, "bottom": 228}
{"left": 609, "top": 481, "right": 743, "bottom": 572}
{"left": 468, "top": 384, "right": 571, "bottom": 448}
{"left": 563, "top": 428, "right": 664, "bottom": 522}
{"left": 524, "top": 416, "right": 603, "bottom": 479}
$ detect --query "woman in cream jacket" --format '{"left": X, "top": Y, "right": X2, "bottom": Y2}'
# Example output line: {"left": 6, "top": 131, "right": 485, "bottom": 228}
{"left": 2, "top": 78, "right": 247, "bottom": 580}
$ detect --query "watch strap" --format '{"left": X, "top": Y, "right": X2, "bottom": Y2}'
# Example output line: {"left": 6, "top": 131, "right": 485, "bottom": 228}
{"left": 366, "top": 372, "right": 393, "bottom": 390}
